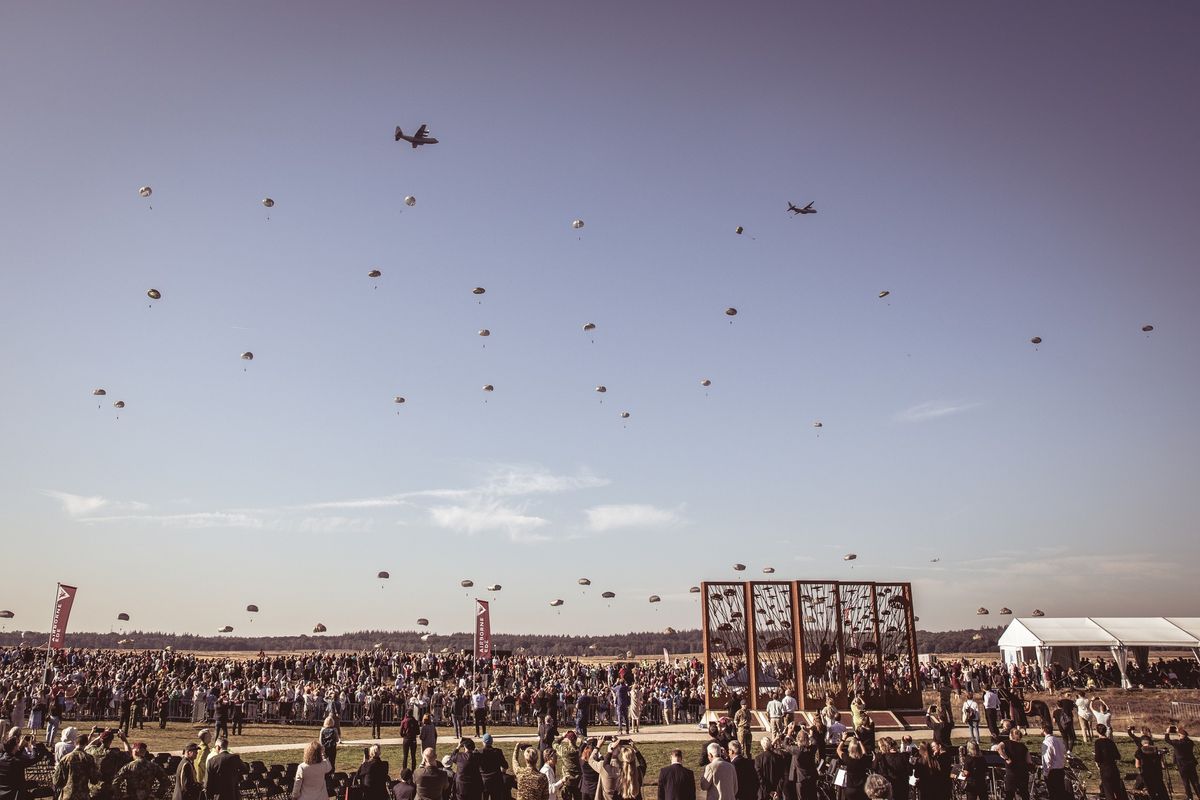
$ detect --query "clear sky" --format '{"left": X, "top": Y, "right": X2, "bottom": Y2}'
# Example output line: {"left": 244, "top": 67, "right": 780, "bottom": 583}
{"left": 1, "top": 2, "right": 1197, "bottom": 639}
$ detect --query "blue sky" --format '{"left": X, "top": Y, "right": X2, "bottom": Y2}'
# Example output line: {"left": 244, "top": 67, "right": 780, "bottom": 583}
{"left": 1, "top": 2, "right": 1197, "bottom": 638}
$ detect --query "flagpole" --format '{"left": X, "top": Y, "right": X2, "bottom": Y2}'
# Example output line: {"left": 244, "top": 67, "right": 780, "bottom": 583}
{"left": 42, "top": 582, "right": 59, "bottom": 692}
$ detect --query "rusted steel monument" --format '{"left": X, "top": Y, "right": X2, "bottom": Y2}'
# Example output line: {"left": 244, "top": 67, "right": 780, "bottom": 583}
{"left": 701, "top": 580, "right": 920, "bottom": 713}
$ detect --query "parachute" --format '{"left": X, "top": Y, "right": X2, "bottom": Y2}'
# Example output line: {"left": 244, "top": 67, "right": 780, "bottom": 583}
{"left": 378, "top": 571, "right": 390, "bottom": 579}
{"left": 460, "top": 580, "right": 474, "bottom": 588}
{"left": 117, "top": 613, "right": 130, "bottom": 621}
{"left": 368, "top": 269, "right": 382, "bottom": 278}
{"left": 878, "top": 291, "right": 890, "bottom": 299}
{"left": 241, "top": 352, "right": 254, "bottom": 361}
{"left": 843, "top": 553, "right": 857, "bottom": 561}
{"left": 93, "top": 389, "right": 107, "bottom": 396}
{"left": 146, "top": 289, "right": 161, "bottom": 300}
{"left": 246, "top": 604, "right": 259, "bottom": 613}
{"left": 1030, "top": 337, "right": 1042, "bottom": 345}
{"left": 1142, "top": 324, "right": 1154, "bottom": 332}
{"left": 473, "top": 287, "right": 486, "bottom": 295}
{"left": 999, "top": 607, "right": 1012, "bottom": 615}
{"left": 601, "top": 591, "right": 616, "bottom": 599}
{"left": 648, "top": 595, "right": 661, "bottom": 603}
{"left": 620, "top": 411, "right": 630, "bottom": 418}
{"left": 733, "top": 563, "right": 746, "bottom": 571}
{"left": 578, "top": 578, "right": 591, "bottom": 586}
{"left": 394, "top": 397, "right": 405, "bottom": 404}
{"left": 571, "top": 219, "right": 584, "bottom": 229}
{"left": 113, "top": 401, "right": 125, "bottom": 409}
{"left": 218, "top": 626, "right": 233, "bottom": 633}
{"left": 416, "top": 618, "right": 429, "bottom": 626}
{"left": 583, "top": 322, "right": 596, "bottom": 332}
{"left": 594, "top": 386, "right": 606, "bottom": 394}
{"left": 700, "top": 379, "right": 711, "bottom": 387}
{"left": 487, "top": 584, "right": 502, "bottom": 591}
{"left": 138, "top": 186, "right": 152, "bottom": 198}
{"left": 550, "top": 599, "right": 564, "bottom": 607}
{"left": 725, "top": 308, "right": 737, "bottom": 317}
{"left": 313, "top": 623, "right": 327, "bottom": 633}
{"left": 262, "top": 198, "right": 275, "bottom": 208}
{"left": 478, "top": 329, "right": 490, "bottom": 337}
{"left": 977, "top": 607, "right": 989, "bottom": 615}
{"left": 404, "top": 196, "right": 416, "bottom": 207}
{"left": 813, "top": 421, "right": 823, "bottom": 428}
{"left": 688, "top": 586, "right": 701, "bottom": 594}
{"left": 482, "top": 385, "right": 494, "bottom": 392}
{"left": 762, "top": 566, "right": 775, "bottom": 574}
{"left": 0, "top": 611, "right": 13, "bottom": 619}
{"left": 1032, "top": 609, "right": 1045, "bottom": 617}
{"left": 735, "top": 226, "right": 744, "bottom": 235}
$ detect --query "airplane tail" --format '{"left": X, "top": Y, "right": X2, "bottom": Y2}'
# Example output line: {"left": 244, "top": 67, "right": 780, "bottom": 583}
{"left": 394, "top": 126, "right": 403, "bottom": 142}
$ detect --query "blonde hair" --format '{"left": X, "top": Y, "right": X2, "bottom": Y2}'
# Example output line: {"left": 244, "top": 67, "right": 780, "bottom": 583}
{"left": 323, "top": 716, "right": 336, "bottom": 729}
{"left": 616, "top": 747, "right": 641, "bottom": 800}
{"left": 304, "top": 742, "right": 323, "bottom": 765}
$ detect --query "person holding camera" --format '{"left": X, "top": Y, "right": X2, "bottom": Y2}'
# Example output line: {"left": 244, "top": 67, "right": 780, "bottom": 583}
{"left": 1165, "top": 726, "right": 1199, "bottom": 800}
{"left": 997, "top": 728, "right": 1031, "bottom": 800}
{"left": 1092, "top": 725, "right": 1128, "bottom": 800}
{"left": 1134, "top": 736, "right": 1169, "bottom": 800}
{"left": 835, "top": 734, "right": 869, "bottom": 800}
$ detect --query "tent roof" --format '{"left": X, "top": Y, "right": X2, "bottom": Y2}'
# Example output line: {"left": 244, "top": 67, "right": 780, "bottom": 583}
{"left": 998, "top": 618, "right": 1200, "bottom": 649}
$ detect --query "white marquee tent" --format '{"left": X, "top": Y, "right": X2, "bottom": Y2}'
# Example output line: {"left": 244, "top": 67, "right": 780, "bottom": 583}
{"left": 998, "top": 617, "right": 1200, "bottom": 689}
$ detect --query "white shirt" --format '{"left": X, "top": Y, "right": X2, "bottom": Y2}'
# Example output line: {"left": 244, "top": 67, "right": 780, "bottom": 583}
{"left": 1075, "top": 697, "right": 1093, "bottom": 720}
{"left": 1041, "top": 734, "right": 1066, "bottom": 773}
{"left": 766, "top": 699, "right": 784, "bottom": 719}
{"left": 781, "top": 695, "right": 798, "bottom": 714}
{"left": 983, "top": 690, "right": 1000, "bottom": 710}
{"left": 540, "top": 763, "right": 563, "bottom": 798}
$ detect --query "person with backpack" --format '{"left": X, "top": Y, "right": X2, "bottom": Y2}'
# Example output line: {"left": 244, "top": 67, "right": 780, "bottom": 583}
{"left": 961, "top": 693, "right": 981, "bottom": 744}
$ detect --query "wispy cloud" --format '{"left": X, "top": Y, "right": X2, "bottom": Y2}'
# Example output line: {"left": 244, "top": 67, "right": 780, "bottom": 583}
{"left": 429, "top": 501, "right": 550, "bottom": 542}
{"left": 585, "top": 504, "right": 682, "bottom": 532}
{"left": 42, "top": 490, "right": 147, "bottom": 518}
{"left": 894, "top": 400, "right": 980, "bottom": 423}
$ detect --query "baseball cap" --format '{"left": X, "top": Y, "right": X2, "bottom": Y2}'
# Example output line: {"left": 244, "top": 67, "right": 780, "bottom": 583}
{"left": 481, "top": 734, "right": 493, "bottom": 745}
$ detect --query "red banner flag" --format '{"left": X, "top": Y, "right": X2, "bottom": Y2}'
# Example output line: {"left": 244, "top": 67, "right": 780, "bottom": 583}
{"left": 474, "top": 599, "right": 491, "bottom": 660}
{"left": 49, "top": 583, "right": 77, "bottom": 650}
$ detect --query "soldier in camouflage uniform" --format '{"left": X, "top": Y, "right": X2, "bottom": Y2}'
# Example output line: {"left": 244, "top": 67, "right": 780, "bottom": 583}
{"left": 111, "top": 743, "right": 170, "bottom": 800}
{"left": 54, "top": 733, "right": 99, "bottom": 800}
{"left": 85, "top": 729, "right": 132, "bottom": 800}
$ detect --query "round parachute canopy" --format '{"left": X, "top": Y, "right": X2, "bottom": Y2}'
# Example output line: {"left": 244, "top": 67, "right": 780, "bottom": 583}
{"left": 878, "top": 291, "right": 890, "bottom": 299}
{"left": 246, "top": 604, "right": 258, "bottom": 613}
{"left": 420, "top": 633, "right": 431, "bottom": 642}
{"left": 577, "top": 577, "right": 591, "bottom": 586}
{"left": 478, "top": 329, "right": 490, "bottom": 337}
{"left": 1032, "top": 609, "right": 1045, "bottom": 617}
{"left": 487, "top": 584, "right": 502, "bottom": 591}
{"left": 473, "top": 287, "right": 486, "bottom": 295}
{"left": 977, "top": 607, "right": 989, "bottom": 615}
{"left": 0, "top": 610, "right": 13, "bottom": 619}
{"left": 717, "top": 622, "right": 733, "bottom": 632}
{"left": 404, "top": 196, "right": 416, "bottom": 207}
{"left": 664, "top": 626, "right": 676, "bottom": 634}
{"left": 700, "top": 378, "right": 711, "bottom": 387}
{"left": 218, "top": 626, "right": 233, "bottom": 633}
{"left": 368, "top": 269, "right": 382, "bottom": 278}
{"left": 722, "top": 588, "right": 738, "bottom": 597}
{"left": 241, "top": 352, "right": 254, "bottom": 361}
{"left": 762, "top": 566, "right": 775, "bottom": 574}
{"left": 377, "top": 571, "right": 390, "bottom": 579}
{"left": 550, "top": 599, "right": 564, "bottom": 607}
{"left": 601, "top": 591, "right": 616, "bottom": 599}
{"left": 689, "top": 586, "right": 701, "bottom": 594}
{"left": 1142, "top": 324, "right": 1154, "bottom": 332}
{"left": 393, "top": 397, "right": 405, "bottom": 404}
{"left": 93, "top": 389, "right": 107, "bottom": 396}
{"left": 313, "top": 623, "right": 327, "bottom": 633}
{"left": 113, "top": 401, "right": 125, "bottom": 409}
{"left": 733, "top": 563, "right": 746, "bottom": 571}
{"left": 416, "top": 618, "right": 429, "bottom": 626}
{"left": 648, "top": 595, "right": 661, "bottom": 603}
{"left": 1030, "top": 336, "right": 1042, "bottom": 345}
{"left": 146, "top": 289, "right": 161, "bottom": 300}
{"left": 571, "top": 219, "right": 584, "bottom": 229}
{"left": 620, "top": 411, "right": 630, "bottom": 418}
{"left": 972, "top": 633, "right": 983, "bottom": 641}
{"left": 725, "top": 307, "right": 737, "bottom": 317}
{"left": 999, "top": 607, "right": 1012, "bottom": 615}
{"left": 735, "top": 226, "right": 744, "bottom": 235}
{"left": 116, "top": 613, "right": 130, "bottom": 621}
{"left": 583, "top": 322, "right": 596, "bottom": 331}
{"left": 813, "top": 421, "right": 823, "bottom": 428}
{"left": 262, "top": 198, "right": 275, "bottom": 208}
{"left": 138, "top": 186, "right": 152, "bottom": 198}
{"left": 843, "top": 553, "right": 857, "bottom": 561}
{"left": 482, "top": 384, "right": 494, "bottom": 392}
{"left": 594, "top": 386, "right": 606, "bottom": 393}
{"left": 460, "top": 579, "right": 474, "bottom": 588}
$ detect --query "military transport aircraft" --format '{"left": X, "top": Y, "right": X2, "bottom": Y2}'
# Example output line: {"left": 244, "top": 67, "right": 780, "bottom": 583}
{"left": 788, "top": 201, "right": 816, "bottom": 215}
{"left": 395, "top": 124, "right": 439, "bottom": 148}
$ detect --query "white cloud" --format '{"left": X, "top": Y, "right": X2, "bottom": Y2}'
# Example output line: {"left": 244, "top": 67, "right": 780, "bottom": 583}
{"left": 429, "top": 501, "right": 550, "bottom": 542}
{"left": 894, "top": 401, "right": 980, "bottom": 423}
{"left": 585, "top": 504, "right": 681, "bottom": 532}
{"left": 42, "top": 490, "right": 147, "bottom": 518}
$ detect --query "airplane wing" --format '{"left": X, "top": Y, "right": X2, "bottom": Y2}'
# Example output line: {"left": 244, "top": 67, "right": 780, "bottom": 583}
{"left": 415, "top": 124, "right": 429, "bottom": 139}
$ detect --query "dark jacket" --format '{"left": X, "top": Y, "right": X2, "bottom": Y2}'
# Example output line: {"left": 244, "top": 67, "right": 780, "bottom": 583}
{"left": 656, "top": 763, "right": 695, "bottom": 800}
{"left": 754, "top": 750, "right": 787, "bottom": 800}
{"left": 732, "top": 756, "right": 757, "bottom": 800}
{"left": 357, "top": 759, "right": 391, "bottom": 800}
{"left": 0, "top": 749, "right": 39, "bottom": 800}
{"left": 414, "top": 765, "right": 449, "bottom": 800}
{"left": 172, "top": 758, "right": 200, "bottom": 800}
{"left": 204, "top": 752, "right": 242, "bottom": 800}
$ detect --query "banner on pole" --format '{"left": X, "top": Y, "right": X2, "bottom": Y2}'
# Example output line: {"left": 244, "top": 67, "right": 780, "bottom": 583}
{"left": 474, "top": 599, "right": 491, "bottom": 660}
{"left": 49, "top": 583, "right": 77, "bottom": 650}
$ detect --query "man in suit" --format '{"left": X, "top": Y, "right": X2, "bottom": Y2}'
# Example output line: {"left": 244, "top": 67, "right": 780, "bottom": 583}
{"left": 658, "top": 750, "right": 696, "bottom": 800}
{"left": 172, "top": 743, "right": 201, "bottom": 800}
{"left": 700, "top": 743, "right": 737, "bottom": 800}
{"left": 754, "top": 738, "right": 788, "bottom": 800}
{"left": 728, "top": 742, "right": 757, "bottom": 800}
{"left": 204, "top": 738, "right": 242, "bottom": 800}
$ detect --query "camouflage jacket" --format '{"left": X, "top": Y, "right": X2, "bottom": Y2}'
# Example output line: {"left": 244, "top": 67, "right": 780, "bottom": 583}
{"left": 112, "top": 758, "right": 171, "bottom": 800}
{"left": 55, "top": 748, "right": 100, "bottom": 800}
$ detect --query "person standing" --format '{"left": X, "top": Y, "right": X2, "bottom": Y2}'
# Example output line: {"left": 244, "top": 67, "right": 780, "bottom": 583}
{"left": 356, "top": 745, "right": 391, "bottom": 800}
{"left": 1040, "top": 724, "right": 1068, "bottom": 800}
{"left": 1092, "top": 725, "right": 1128, "bottom": 800}
{"left": 1134, "top": 737, "right": 1169, "bottom": 800}
{"left": 962, "top": 693, "right": 982, "bottom": 744}
{"left": 451, "top": 738, "right": 484, "bottom": 800}
{"left": 478, "top": 734, "right": 509, "bottom": 800}
{"left": 292, "top": 742, "right": 332, "bottom": 800}
{"left": 54, "top": 733, "right": 99, "bottom": 800}
{"left": 204, "top": 739, "right": 241, "bottom": 800}
{"left": 657, "top": 750, "right": 695, "bottom": 800}
{"left": 575, "top": 690, "right": 592, "bottom": 739}
{"left": 1165, "top": 726, "right": 1199, "bottom": 800}
{"left": 998, "top": 727, "right": 1031, "bottom": 800}
{"left": 554, "top": 732, "right": 580, "bottom": 800}
{"left": 472, "top": 688, "right": 488, "bottom": 737}
{"left": 112, "top": 741, "right": 171, "bottom": 800}
{"left": 727, "top": 742, "right": 756, "bottom": 800}
{"left": 959, "top": 741, "right": 989, "bottom": 800}
{"left": 320, "top": 716, "right": 341, "bottom": 773}
{"left": 983, "top": 687, "right": 1002, "bottom": 741}
{"left": 699, "top": 743, "right": 736, "bottom": 800}
{"left": 765, "top": 695, "right": 785, "bottom": 739}
{"left": 368, "top": 694, "right": 384, "bottom": 741}
{"left": 398, "top": 711, "right": 419, "bottom": 773}
{"left": 733, "top": 708, "right": 752, "bottom": 759}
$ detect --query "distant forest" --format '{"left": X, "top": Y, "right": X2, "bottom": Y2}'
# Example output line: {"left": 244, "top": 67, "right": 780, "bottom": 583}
{"left": 0, "top": 626, "right": 1005, "bottom": 656}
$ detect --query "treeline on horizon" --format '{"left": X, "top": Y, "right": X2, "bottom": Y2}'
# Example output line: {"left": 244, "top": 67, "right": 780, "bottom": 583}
{"left": 0, "top": 627, "right": 1005, "bottom": 655}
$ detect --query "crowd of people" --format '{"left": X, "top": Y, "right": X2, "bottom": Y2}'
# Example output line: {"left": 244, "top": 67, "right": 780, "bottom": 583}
{"left": 919, "top": 655, "right": 1200, "bottom": 693}
{"left": 0, "top": 646, "right": 709, "bottom": 743}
